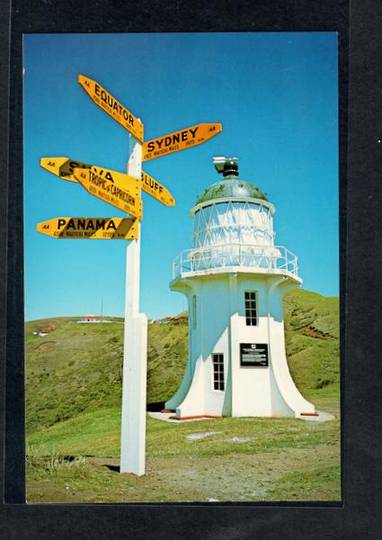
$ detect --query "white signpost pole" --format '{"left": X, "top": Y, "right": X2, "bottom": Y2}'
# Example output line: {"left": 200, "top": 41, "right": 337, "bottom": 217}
{"left": 120, "top": 132, "right": 148, "bottom": 475}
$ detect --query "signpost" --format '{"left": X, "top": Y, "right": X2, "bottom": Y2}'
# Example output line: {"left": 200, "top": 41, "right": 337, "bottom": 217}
{"left": 40, "top": 156, "right": 175, "bottom": 207}
{"left": 120, "top": 134, "right": 147, "bottom": 475}
{"left": 37, "top": 217, "right": 138, "bottom": 240}
{"left": 142, "top": 122, "right": 222, "bottom": 161}
{"left": 37, "top": 73, "right": 222, "bottom": 477}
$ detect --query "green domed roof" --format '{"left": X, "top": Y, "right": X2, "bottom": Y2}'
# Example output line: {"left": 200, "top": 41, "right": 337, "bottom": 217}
{"left": 195, "top": 174, "right": 268, "bottom": 205}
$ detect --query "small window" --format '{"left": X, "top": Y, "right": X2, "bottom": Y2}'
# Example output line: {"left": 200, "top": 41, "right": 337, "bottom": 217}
{"left": 245, "top": 291, "right": 257, "bottom": 326}
{"left": 192, "top": 295, "right": 197, "bottom": 329}
{"left": 212, "top": 353, "right": 224, "bottom": 391}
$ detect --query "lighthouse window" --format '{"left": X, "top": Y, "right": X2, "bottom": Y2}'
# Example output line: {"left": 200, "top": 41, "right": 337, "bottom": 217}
{"left": 212, "top": 353, "right": 224, "bottom": 391}
{"left": 245, "top": 291, "right": 257, "bottom": 326}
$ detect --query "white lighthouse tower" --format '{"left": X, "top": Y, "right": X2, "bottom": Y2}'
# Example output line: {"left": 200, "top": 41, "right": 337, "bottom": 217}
{"left": 165, "top": 156, "right": 315, "bottom": 419}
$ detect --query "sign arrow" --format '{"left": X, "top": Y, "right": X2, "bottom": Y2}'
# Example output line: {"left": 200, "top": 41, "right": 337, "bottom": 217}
{"left": 74, "top": 167, "right": 143, "bottom": 220}
{"left": 142, "top": 122, "right": 222, "bottom": 162}
{"left": 37, "top": 217, "right": 138, "bottom": 240}
{"left": 40, "top": 157, "right": 91, "bottom": 183}
{"left": 141, "top": 170, "right": 175, "bottom": 207}
{"left": 78, "top": 74, "right": 144, "bottom": 143}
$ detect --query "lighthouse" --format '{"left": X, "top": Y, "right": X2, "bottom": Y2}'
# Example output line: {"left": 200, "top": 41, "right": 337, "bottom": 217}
{"left": 165, "top": 156, "right": 315, "bottom": 419}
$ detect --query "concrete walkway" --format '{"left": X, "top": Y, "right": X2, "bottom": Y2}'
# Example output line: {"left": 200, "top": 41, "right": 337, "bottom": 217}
{"left": 148, "top": 412, "right": 218, "bottom": 423}
{"left": 148, "top": 410, "right": 336, "bottom": 423}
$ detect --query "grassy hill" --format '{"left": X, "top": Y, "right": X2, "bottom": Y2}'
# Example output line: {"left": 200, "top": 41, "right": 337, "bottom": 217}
{"left": 284, "top": 288, "right": 340, "bottom": 410}
{"left": 25, "top": 288, "right": 340, "bottom": 503}
{"left": 25, "top": 314, "right": 189, "bottom": 434}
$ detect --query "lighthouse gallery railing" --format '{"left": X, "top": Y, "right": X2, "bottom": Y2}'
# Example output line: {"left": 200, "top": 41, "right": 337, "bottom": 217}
{"left": 172, "top": 244, "right": 299, "bottom": 279}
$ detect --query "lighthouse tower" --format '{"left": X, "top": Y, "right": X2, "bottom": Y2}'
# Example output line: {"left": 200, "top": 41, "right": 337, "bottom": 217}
{"left": 166, "top": 157, "right": 315, "bottom": 419}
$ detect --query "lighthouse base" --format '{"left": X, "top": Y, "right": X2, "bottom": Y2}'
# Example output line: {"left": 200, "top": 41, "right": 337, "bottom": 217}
{"left": 165, "top": 272, "right": 315, "bottom": 419}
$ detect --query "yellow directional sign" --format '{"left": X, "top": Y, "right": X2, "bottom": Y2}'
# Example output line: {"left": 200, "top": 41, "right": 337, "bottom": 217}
{"left": 37, "top": 217, "right": 138, "bottom": 239}
{"left": 78, "top": 74, "right": 144, "bottom": 143}
{"left": 74, "top": 167, "right": 143, "bottom": 220}
{"left": 142, "top": 123, "right": 222, "bottom": 162}
{"left": 41, "top": 157, "right": 130, "bottom": 185}
{"left": 40, "top": 157, "right": 91, "bottom": 183}
{"left": 141, "top": 171, "right": 175, "bottom": 206}
{"left": 40, "top": 157, "right": 175, "bottom": 207}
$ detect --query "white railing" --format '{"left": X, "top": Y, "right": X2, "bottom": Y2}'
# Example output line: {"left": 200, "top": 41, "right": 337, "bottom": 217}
{"left": 172, "top": 243, "right": 299, "bottom": 279}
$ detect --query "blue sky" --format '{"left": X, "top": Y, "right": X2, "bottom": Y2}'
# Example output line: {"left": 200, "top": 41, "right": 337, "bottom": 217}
{"left": 24, "top": 32, "right": 338, "bottom": 321}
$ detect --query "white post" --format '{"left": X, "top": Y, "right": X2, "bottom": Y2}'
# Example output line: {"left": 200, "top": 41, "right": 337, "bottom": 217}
{"left": 120, "top": 133, "right": 148, "bottom": 475}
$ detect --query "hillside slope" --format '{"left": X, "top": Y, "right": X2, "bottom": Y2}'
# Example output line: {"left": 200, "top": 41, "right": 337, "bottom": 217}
{"left": 284, "top": 289, "right": 339, "bottom": 397}
{"left": 25, "top": 289, "right": 339, "bottom": 435}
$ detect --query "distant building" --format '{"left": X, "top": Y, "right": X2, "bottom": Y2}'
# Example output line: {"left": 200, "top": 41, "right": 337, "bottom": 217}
{"left": 78, "top": 315, "right": 100, "bottom": 323}
{"left": 33, "top": 324, "right": 55, "bottom": 336}
{"left": 77, "top": 315, "right": 112, "bottom": 324}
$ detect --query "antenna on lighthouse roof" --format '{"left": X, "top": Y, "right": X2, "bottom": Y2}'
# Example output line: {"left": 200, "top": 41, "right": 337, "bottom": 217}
{"left": 212, "top": 156, "right": 239, "bottom": 176}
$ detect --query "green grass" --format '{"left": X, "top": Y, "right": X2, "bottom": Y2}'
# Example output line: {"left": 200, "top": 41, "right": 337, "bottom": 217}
{"left": 25, "top": 318, "right": 125, "bottom": 433}
{"left": 27, "top": 408, "right": 341, "bottom": 503}
{"left": 25, "top": 288, "right": 341, "bottom": 503}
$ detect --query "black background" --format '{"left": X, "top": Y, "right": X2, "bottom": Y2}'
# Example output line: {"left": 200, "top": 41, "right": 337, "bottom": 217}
{"left": 1, "top": 0, "right": 382, "bottom": 538}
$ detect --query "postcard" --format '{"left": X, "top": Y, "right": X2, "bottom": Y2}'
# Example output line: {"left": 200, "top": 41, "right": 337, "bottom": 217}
{"left": 23, "top": 32, "right": 340, "bottom": 503}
